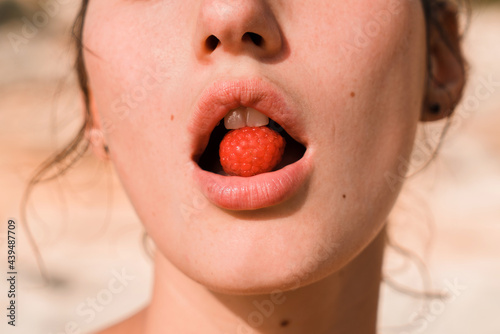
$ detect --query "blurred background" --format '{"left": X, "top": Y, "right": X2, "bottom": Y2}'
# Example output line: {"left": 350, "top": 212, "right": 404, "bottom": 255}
{"left": 0, "top": 0, "right": 499, "bottom": 333}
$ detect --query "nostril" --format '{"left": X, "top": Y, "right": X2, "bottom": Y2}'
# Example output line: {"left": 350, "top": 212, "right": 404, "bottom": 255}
{"left": 205, "top": 35, "right": 220, "bottom": 51}
{"left": 242, "top": 32, "right": 263, "bottom": 47}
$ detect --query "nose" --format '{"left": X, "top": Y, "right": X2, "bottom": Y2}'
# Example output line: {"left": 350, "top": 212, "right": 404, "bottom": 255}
{"left": 194, "top": 0, "right": 284, "bottom": 59}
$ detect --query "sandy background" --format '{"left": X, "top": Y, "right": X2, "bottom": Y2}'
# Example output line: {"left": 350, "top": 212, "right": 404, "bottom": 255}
{"left": 0, "top": 1, "right": 499, "bottom": 333}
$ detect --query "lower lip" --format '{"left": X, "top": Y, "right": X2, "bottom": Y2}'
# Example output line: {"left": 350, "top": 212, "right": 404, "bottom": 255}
{"left": 192, "top": 151, "right": 313, "bottom": 211}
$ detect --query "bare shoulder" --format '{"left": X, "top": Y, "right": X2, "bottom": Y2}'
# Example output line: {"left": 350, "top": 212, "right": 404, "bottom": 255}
{"left": 93, "top": 307, "right": 147, "bottom": 334}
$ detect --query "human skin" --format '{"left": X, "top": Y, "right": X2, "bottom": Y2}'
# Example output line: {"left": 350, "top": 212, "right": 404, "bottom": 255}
{"left": 82, "top": 0, "right": 463, "bottom": 333}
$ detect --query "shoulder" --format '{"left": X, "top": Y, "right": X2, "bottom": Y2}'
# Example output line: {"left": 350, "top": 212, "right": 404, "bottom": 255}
{"left": 92, "top": 307, "right": 147, "bottom": 334}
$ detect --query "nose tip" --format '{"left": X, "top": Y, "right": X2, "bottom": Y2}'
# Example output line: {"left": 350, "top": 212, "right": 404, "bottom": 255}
{"left": 195, "top": 0, "right": 283, "bottom": 59}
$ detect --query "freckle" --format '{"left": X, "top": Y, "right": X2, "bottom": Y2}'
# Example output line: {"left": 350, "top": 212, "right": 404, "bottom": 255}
{"left": 170, "top": 115, "right": 174, "bottom": 121}
{"left": 350, "top": 92, "right": 355, "bottom": 98}
{"left": 280, "top": 319, "right": 290, "bottom": 327}
{"left": 342, "top": 194, "right": 346, "bottom": 199}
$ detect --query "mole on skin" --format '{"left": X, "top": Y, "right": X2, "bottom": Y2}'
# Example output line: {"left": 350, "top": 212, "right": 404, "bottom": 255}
{"left": 170, "top": 114, "right": 174, "bottom": 121}
{"left": 280, "top": 319, "right": 290, "bottom": 327}
{"left": 350, "top": 91, "right": 355, "bottom": 97}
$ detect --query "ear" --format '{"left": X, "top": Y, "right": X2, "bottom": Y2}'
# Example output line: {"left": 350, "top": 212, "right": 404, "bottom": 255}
{"left": 84, "top": 90, "right": 110, "bottom": 160}
{"left": 421, "top": 4, "right": 466, "bottom": 122}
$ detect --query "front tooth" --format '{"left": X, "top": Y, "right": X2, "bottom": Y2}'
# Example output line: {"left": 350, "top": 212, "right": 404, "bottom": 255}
{"left": 224, "top": 107, "right": 270, "bottom": 129}
{"left": 224, "top": 107, "right": 246, "bottom": 129}
{"left": 246, "top": 108, "right": 269, "bottom": 127}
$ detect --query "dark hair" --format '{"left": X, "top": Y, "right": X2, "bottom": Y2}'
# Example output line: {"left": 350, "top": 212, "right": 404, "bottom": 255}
{"left": 22, "top": 0, "right": 468, "bottom": 281}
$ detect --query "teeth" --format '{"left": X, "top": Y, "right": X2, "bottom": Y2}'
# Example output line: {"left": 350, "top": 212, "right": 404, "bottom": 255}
{"left": 224, "top": 107, "right": 269, "bottom": 130}
{"left": 224, "top": 107, "right": 247, "bottom": 129}
{"left": 246, "top": 107, "right": 269, "bottom": 127}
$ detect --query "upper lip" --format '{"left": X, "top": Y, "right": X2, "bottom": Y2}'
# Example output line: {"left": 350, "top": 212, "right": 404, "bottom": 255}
{"left": 188, "top": 77, "right": 308, "bottom": 162}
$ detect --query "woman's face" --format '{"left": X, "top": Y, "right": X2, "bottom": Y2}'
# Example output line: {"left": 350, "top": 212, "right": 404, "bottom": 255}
{"left": 84, "top": 0, "right": 427, "bottom": 294}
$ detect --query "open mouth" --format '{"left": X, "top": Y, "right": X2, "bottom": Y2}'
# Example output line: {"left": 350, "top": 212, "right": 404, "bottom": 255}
{"left": 188, "top": 79, "right": 312, "bottom": 210}
{"left": 196, "top": 117, "right": 306, "bottom": 176}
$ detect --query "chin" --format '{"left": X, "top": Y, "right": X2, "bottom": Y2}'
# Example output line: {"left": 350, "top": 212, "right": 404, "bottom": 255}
{"left": 191, "top": 262, "right": 333, "bottom": 296}
{"left": 161, "top": 222, "right": 358, "bottom": 296}
{"left": 147, "top": 169, "right": 392, "bottom": 296}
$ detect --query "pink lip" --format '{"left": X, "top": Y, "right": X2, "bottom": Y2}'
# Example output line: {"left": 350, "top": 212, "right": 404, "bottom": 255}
{"left": 188, "top": 78, "right": 308, "bottom": 160}
{"left": 188, "top": 78, "right": 313, "bottom": 210}
{"left": 192, "top": 155, "right": 313, "bottom": 210}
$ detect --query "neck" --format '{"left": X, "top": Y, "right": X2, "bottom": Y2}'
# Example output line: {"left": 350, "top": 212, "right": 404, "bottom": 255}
{"left": 143, "top": 228, "right": 385, "bottom": 334}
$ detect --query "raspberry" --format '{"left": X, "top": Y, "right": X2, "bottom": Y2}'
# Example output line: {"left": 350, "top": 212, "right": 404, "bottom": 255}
{"left": 219, "top": 126, "right": 286, "bottom": 177}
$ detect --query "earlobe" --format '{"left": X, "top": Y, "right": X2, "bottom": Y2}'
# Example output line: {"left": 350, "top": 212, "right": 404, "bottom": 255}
{"left": 84, "top": 90, "right": 110, "bottom": 160}
{"left": 421, "top": 4, "right": 465, "bottom": 122}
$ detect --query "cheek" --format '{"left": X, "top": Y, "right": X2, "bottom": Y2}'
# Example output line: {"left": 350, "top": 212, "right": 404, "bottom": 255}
{"left": 336, "top": 1, "right": 427, "bottom": 197}
{"left": 300, "top": 0, "right": 426, "bottom": 193}
{"left": 83, "top": 0, "right": 195, "bottom": 143}
{"left": 81, "top": 7, "right": 214, "bottom": 272}
{"left": 288, "top": 0, "right": 427, "bottom": 265}
{"left": 83, "top": 2, "right": 198, "bottom": 218}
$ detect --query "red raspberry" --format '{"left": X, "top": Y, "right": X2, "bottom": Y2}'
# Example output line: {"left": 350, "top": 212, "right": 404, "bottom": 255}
{"left": 219, "top": 126, "right": 286, "bottom": 177}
